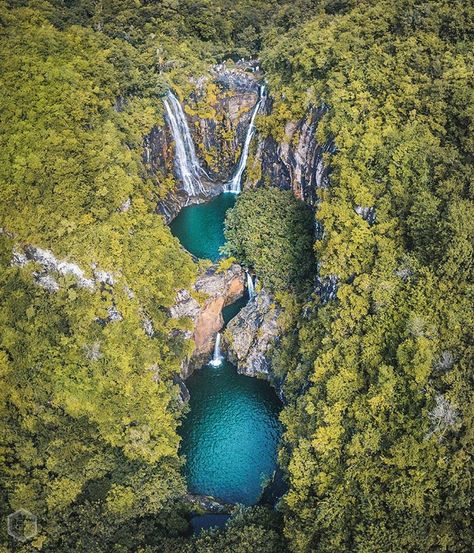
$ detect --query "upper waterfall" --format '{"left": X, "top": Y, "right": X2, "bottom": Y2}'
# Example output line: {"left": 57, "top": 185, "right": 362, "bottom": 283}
{"left": 164, "top": 91, "right": 207, "bottom": 196}
{"left": 225, "top": 85, "right": 266, "bottom": 194}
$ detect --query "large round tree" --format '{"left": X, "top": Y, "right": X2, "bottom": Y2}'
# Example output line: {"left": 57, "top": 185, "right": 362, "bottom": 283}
{"left": 223, "top": 187, "right": 315, "bottom": 293}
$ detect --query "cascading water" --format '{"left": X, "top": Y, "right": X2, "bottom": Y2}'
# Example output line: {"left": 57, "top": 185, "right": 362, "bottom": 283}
{"left": 209, "top": 332, "right": 223, "bottom": 367}
{"left": 225, "top": 85, "right": 266, "bottom": 194}
{"left": 163, "top": 91, "right": 207, "bottom": 196}
{"left": 172, "top": 78, "right": 282, "bottom": 513}
{"left": 246, "top": 271, "right": 256, "bottom": 298}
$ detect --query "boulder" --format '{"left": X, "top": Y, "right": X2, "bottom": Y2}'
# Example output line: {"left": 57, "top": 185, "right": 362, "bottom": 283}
{"left": 170, "top": 263, "right": 245, "bottom": 377}
{"left": 223, "top": 288, "right": 280, "bottom": 378}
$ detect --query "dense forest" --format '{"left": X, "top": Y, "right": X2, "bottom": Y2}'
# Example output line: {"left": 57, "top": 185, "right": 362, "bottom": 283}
{"left": 1, "top": 0, "right": 473, "bottom": 552}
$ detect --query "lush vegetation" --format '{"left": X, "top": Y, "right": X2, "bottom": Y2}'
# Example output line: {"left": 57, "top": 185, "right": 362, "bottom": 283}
{"left": 0, "top": 3, "right": 200, "bottom": 551}
{"left": 1, "top": 0, "right": 473, "bottom": 552}
{"left": 151, "top": 506, "right": 286, "bottom": 553}
{"left": 223, "top": 188, "right": 315, "bottom": 293}
{"left": 258, "top": 1, "right": 474, "bottom": 551}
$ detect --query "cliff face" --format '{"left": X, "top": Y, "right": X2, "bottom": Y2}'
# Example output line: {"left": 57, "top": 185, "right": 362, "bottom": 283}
{"left": 223, "top": 289, "right": 281, "bottom": 381}
{"left": 147, "top": 62, "right": 333, "bottom": 220}
{"left": 187, "top": 67, "right": 260, "bottom": 182}
{"left": 146, "top": 64, "right": 260, "bottom": 221}
{"left": 249, "top": 105, "right": 334, "bottom": 205}
{"left": 170, "top": 263, "right": 245, "bottom": 378}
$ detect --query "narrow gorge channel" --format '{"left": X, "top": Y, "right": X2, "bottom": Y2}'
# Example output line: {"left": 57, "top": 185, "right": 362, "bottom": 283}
{"left": 165, "top": 88, "right": 282, "bottom": 530}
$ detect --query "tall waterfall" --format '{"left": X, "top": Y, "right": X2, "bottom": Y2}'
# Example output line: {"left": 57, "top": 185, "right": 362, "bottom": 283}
{"left": 163, "top": 91, "right": 206, "bottom": 196}
{"left": 246, "top": 271, "right": 256, "bottom": 298}
{"left": 210, "top": 332, "right": 223, "bottom": 366}
{"left": 225, "top": 85, "right": 266, "bottom": 194}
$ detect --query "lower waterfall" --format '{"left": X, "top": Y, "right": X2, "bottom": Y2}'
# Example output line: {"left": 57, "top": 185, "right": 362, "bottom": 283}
{"left": 246, "top": 271, "right": 256, "bottom": 298}
{"left": 209, "top": 332, "right": 223, "bottom": 367}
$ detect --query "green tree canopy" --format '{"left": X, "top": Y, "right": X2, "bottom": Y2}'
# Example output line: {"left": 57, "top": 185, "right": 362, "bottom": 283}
{"left": 223, "top": 188, "right": 316, "bottom": 293}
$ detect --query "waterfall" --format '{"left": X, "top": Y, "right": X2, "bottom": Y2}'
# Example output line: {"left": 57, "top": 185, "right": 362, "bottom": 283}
{"left": 210, "top": 332, "right": 223, "bottom": 366}
{"left": 163, "top": 91, "right": 206, "bottom": 196}
{"left": 225, "top": 85, "right": 266, "bottom": 194}
{"left": 246, "top": 271, "right": 256, "bottom": 298}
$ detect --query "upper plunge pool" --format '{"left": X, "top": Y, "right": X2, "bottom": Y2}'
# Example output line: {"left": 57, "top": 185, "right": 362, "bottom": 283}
{"left": 170, "top": 193, "right": 236, "bottom": 261}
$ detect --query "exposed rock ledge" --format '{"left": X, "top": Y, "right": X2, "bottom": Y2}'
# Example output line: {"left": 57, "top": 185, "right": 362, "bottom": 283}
{"left": 183, "top": 494, "right": 234, "bottom": 514}
{"left": 223, "top": 289, "right": 281, "bottom": 380}
{"left": 170, "top": 263, "right": 245, "bottom": 378}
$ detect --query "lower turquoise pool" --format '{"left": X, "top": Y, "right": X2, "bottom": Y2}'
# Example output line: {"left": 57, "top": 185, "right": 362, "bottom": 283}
{"left": 179, "top": 359, "right": 282, "bottom": 505}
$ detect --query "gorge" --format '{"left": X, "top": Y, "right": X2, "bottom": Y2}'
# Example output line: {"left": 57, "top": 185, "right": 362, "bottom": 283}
{"left": 164, "top": 82, "right": 283, "bottom": 522}
{"left": 3, "top": 2, "right": 472, "bottom": 551}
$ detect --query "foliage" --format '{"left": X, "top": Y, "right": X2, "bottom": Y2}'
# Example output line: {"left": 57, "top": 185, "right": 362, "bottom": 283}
{"left": 216, "top": 256, "right": 237, "bottom": 273}
{"left": 261, "top": 1, "right": 474, "bottom": 551}
{"left": 151, "top": 506, "right": 287, "bottom": 553}
{"left": 0, "top": 3, "right": 197, "bottom": 551}
{"left": 223, "top": 188, "right": 315, "bottom": 293}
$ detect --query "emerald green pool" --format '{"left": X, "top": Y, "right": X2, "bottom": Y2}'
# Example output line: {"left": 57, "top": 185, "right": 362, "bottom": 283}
{"left": 170, "top": 193, "right": 236, "bottom": 261}
{"left": 180, "top": 359, "right": 282, "bottom": 505}
{"left": 171, "top": 193, "right": 282, "bottom": 506}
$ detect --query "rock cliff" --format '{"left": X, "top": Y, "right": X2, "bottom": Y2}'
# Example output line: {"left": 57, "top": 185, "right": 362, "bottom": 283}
{"left": 223, "top": 289, "right": 281, "bottom": 380}
{"left": 160, "top": 67, "right": 336, "bottom": 386}
{"left": 248, "top": 105, "right": 334, "bottom": 205}
{"left": 170, "top": 263, "right": 245, "bottom": 378}
{"left": 146, "top": 63, "right": 261, "bottom": 221}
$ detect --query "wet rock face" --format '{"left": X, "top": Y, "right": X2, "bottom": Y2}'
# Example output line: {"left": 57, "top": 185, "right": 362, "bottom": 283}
{"left": 189, "top": 89, "right": 258, "bottom": 181}
{"left": 170, "top": 263, "right": 245, "bottom": 378}
{"left": 173, "top": 374, "right": 191, "bottom": 404}
{"left": 250, "top": 105, "right": 334, "bottom": 205}
{"left": 146, "top": 67, "right": 260, "bottom": 222}
{"left": 223, "top": 289, "right": 280, "bottom": 379}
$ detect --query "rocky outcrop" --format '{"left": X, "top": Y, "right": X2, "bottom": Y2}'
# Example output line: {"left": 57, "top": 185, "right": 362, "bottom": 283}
{"left": 146, "top": 63, "right": 261, "bottom": 222}
{"left": 249, "top": 105, "right": 334, "bottom": 206}
{"left": 170, "top": 263, "right": 245, "bottom": 377}
{"left": 223, "top": 289, "right": 280, "bottom": 379}
{"left": 355, "top": 205, "right": 376, "bottom": 225}
{"left": 11, "top": 244, "right": 115, "bottom": 292}
{"left": 183, "top": 494, "right": 234, "bottom": 514}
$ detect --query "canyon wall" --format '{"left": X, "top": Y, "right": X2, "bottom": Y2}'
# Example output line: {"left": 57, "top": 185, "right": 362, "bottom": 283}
{"left": 170, "top": 263, "right": 245, "bottom": 378}
{"left": 249, "top": 104, "right": 334, "bottom": 205}
{"left": 146, "top": 64, "right": 261, "bottom": 221}
{"left": 156, "top": 64, "right": 335, "bottom": 386}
